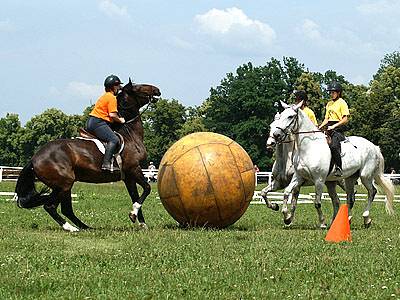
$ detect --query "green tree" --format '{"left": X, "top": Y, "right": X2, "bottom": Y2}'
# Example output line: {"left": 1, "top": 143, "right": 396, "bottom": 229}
{"left": 0, "top": 114, "right": 25, "bottom": 166}
{"left": 19, "top": 108, "right": 82, "bottom": 163}
{"left": 143, "top": 98, "right": 186, "bottom": 166}
{"left": 351, "top": 66, "right": 400, "bottom": 170}
{"left": 294, "top": 72, "right": 324, "bottom": 121}
{"left": 203, "top": 57, "right": 306, "bottom": 169}
{"left": 375, "top": 51, "right": 400, "bottom": 79}
{"left": 177, "top": 106, "right": 207, "bottom": 138}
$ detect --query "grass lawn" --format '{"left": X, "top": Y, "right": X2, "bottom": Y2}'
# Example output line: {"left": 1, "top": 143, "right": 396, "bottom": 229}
{"left": 0, "top": 181, "right": 399, "bottom": 299}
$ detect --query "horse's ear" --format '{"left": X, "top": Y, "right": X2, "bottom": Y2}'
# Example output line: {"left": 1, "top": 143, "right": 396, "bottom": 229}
{"left": 274, "top": 112, "right": 281, "bottom": 120}
{"left": 129, "top": 77, "right": 132, "bottom": 84}
{"left": 280, "top": 100, "right": 290, "bottom": 109}
{"left": 294, "top": 100, "right": 303, "bottom": 111}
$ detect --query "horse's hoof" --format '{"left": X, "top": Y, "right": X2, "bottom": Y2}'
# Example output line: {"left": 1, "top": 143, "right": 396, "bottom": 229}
{"left": 129, "top": 212, "right": 137, "bottom": 223}
{"left": 138, "top": 223, "right": 148, "bottom": 230}
{"left": 348, "top": 215, "right": 353, "bottom": 225}
{"left": 364, "top": 218, "right": 372, "bottom": 229}
{"left": 272, "top": 203, "right": 279, "bottom": 211}
{"left": 320, "top": 223, "right": 327, "bottom": 229}
{"left": 284, "top": 218, "right": 292, "bottom": 226}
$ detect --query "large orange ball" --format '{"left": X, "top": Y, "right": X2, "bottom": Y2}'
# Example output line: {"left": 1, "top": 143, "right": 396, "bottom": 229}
{"left": 157, "top": 132, "right": 255, "bottom": 228}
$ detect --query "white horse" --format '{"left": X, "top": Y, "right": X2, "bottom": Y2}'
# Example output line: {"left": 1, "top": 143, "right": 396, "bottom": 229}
{"left": 261, "top": 112, "right": 347, "bottom": 227}
{"left": 266, "top": 101, "right": 394, "bottom": 228}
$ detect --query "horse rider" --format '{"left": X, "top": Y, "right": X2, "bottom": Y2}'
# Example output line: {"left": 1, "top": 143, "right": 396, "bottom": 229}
{"left": 318, "top": 82, "right": 350, "bottom": 177}
{"left": 293, "top": 90, "right": 317, "bottom": 125}
{"left": 86, "top": 75, "right": 126, "bottom": 172}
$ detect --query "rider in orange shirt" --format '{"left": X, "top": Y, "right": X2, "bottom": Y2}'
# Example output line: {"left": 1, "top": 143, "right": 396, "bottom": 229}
{"left": 86, "top": 75, "right": 126, "bottom": 172}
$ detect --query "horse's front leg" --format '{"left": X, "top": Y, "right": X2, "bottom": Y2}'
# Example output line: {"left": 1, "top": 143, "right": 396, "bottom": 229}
{"left": 124, "top": 167, "right": 151, "bottom": 228}
{"left": 289, "top": 188, "right": 300, "bottom": 224}
{"left": 260, "top": 181, "right": 280, "bottom": 211}
{"left": 282, "top": 174, "right": 304, "bottom": 226}
{"left": 314, "top": 179, "right": 327, "bottom": 229}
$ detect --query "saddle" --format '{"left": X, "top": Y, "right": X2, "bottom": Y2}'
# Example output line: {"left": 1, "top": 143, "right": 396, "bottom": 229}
{"left": 77, "top": 128, "right": 125, "bottom": 176}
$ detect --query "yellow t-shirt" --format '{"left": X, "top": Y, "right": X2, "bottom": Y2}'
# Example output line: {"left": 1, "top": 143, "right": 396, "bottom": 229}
{"left": 324, "top": 98, "right": 350, "bottom": 121}
{"left": 89, "top": 92, "right": 118, "bottom": 123}
{"left": 302, "top": 107, "right": 317, "bottom": 125}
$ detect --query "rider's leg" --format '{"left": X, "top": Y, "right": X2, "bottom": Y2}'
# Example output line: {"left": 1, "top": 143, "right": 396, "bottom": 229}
{"left": 330, "top": 131, "right": 342, "bottom": 176}
{"left": 87, "top": 117, "right": 120, "bottom": 172}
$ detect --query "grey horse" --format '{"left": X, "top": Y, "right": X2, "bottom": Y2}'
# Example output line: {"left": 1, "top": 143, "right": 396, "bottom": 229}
{"left": 267, "top": 101, "right": 394, "bottom": 228}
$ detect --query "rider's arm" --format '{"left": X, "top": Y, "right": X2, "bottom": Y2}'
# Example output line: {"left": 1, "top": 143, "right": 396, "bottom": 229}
{"left": 329, "top": 115, "right": 348, "bottom": 130}
{"left": 318, "top": 118, "right": 329, "bottom": 129}
{"left": 109, "top": 112, "right": 125, "bottom": 123}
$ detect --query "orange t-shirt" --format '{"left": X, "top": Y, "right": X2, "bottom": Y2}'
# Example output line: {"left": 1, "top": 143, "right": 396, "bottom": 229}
{"left": 89, "top": 92, "right": 118, "bottom": 123}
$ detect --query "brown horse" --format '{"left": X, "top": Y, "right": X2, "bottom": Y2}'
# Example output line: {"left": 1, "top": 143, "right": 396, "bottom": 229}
{"left": 15, "top": 79, "right": 161, "bottom": 231}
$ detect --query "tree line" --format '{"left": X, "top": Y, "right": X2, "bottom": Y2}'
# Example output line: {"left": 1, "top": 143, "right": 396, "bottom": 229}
{"left": 1, "top": 52, "right": 399, "bottom": 172}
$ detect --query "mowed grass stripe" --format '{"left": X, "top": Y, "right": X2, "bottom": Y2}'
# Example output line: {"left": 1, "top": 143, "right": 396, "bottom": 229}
{"left": 1, "top": 182, "right": 399, "bottom": 299}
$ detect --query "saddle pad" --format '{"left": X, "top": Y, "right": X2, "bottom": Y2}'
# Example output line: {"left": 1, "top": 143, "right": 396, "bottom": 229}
{"left": 76, "top": 137, "right": 106, "bottom": 154}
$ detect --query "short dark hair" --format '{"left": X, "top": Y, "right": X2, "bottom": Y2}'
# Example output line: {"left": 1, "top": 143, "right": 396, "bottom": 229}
{"left": 294, "top": 90, "right": 308, "bottom": 104}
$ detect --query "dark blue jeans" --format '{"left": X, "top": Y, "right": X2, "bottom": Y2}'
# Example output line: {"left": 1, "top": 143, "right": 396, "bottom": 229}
{"left": 86, "top": 116, "right": 119, "bottom": 145}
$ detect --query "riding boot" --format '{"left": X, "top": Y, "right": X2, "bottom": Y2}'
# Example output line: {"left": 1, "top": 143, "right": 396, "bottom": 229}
{"left": 102, "top": 141, "right": 119, "bottom": 172}
{"left": 332, "top": 147, "right": 342, "bottom": 177}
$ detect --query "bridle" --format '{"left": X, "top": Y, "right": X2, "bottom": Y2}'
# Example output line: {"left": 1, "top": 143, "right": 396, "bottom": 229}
{"left": 120, "top": 94, "right": 158, "bottom": 125}
{"left": 271, "top": 108, "right": 322, "bottom": 144}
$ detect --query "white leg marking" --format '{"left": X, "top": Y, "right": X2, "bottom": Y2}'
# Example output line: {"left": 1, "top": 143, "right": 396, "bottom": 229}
{"left": 362, "top": 210, "right": 370, "bottom": 218}
{"left": 131, "top": 202, "right": 142, "bottom": 216}
{"left": 62, "top": 222, "right": 80, "bottom": 232}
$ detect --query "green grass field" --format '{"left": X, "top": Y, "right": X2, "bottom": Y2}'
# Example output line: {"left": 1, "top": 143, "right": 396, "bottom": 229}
{"left": 1, "top": 181, "right": 399, "bottom": 299}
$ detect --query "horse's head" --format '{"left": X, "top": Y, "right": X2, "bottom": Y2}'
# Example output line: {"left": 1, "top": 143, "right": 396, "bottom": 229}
{"left": 266, "top": 101, "right": 303, "bottom": 148}
{"left": 117, "top": 78, "right": 161, "bottom": 120}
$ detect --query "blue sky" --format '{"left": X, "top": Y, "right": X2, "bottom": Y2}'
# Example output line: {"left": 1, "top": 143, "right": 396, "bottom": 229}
{"left": 1, "top": 0, "right": 399, "bottom": 124}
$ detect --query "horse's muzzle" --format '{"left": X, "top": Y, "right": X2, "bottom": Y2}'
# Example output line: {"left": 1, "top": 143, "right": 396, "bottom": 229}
{"left": 266, "top": 136, "right": 276, "bottom": 149}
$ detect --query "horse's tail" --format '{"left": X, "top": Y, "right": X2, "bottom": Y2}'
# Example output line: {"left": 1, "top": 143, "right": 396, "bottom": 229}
{"left": 15, "top": 161, "right": 50, "bottom": 209}
{"left": 374, "top": 146, "right": 394, "bottom": 215}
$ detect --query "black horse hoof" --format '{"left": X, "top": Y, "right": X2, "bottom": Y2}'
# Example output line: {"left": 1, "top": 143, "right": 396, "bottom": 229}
{"left": 284, "top": 218, "right": 292, "bottom": 226}
{"left": 129, "top": 212, "right": 137, "bottom": 223}
{"left": 272, "top": 203, "right": 280, "bottom": 211}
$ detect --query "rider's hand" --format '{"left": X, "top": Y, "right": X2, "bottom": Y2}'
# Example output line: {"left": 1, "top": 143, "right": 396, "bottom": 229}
{"left": 327, "top": 125, "right": 335, "bottom": 131}
{"left": 120, "top": 117, "right": 126, "bottom": 124}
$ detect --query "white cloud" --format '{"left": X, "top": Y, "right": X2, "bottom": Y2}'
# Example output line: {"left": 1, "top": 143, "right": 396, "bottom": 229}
{"left": 0, "top": 20, "right": 14, "bottom": 32}
{"left": 98, "top": 0, "right": 129, "bottom": 18}
{"left": 295, "top": 18, "right": 381, "bottom": 61}
{"left": 301, "top": 19, "right": 322, "bottom": 40}
{"left": 66, "top": 82, "right": 103, "bottom": 100}
{"left": 169, "top": 36, "right": 195, "bottom": 50}
{"left": 357, "top": 0, "right": 400, "bottom": 14}
{"left": 194, "top": 7, "right": 276, "bottom": 48}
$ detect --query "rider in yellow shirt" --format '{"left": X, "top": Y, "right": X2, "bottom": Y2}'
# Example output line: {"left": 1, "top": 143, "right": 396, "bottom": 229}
{"left": 318, "top": 82, "right": 350, "bottom": 177}
{"left": 294, "top": 90, "right": 318, "bottom": 125}
{"left": 86, "top": 75, "right": 126, "bottom": 172}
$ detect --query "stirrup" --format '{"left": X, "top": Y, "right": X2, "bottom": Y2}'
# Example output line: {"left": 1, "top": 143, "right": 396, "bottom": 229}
{"left": 333, "top": 167, "right": 342, "bottom": 177}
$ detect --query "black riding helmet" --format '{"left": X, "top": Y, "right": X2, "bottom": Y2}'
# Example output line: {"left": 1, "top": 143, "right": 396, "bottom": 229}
{"left": 104, "top": 75, "right": 123, "bottom": 89}
{"left": 326, "top": 81, "right": 342, "bottom": 92}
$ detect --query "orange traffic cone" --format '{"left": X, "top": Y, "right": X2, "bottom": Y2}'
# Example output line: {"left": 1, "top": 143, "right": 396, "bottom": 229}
{"left": 325, "top": 204, "right": 352, "bottom": 243}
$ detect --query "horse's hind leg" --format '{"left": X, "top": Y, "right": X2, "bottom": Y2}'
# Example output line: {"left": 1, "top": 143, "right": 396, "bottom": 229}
{"left": 60, "top": 191, "right": 91, "bottom": 229}
{"left": 344, "top": 175, "right": 358, "bottom": 223}
{"left": 313, "top": 179, "right": 327, "bottom": 229}
{"left": 360, "top": 176, "right": 377, "bottom": 228}
{"left": 43, "top": 189, "right": 79, "bottom": 232}
{"left": 326, "top": 181, "right": 340, "bottom": 224}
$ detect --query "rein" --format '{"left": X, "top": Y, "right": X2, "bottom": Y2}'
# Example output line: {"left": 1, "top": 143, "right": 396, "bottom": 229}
{"left": 124, "top": 96, "right": 155, "bottom": 125}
